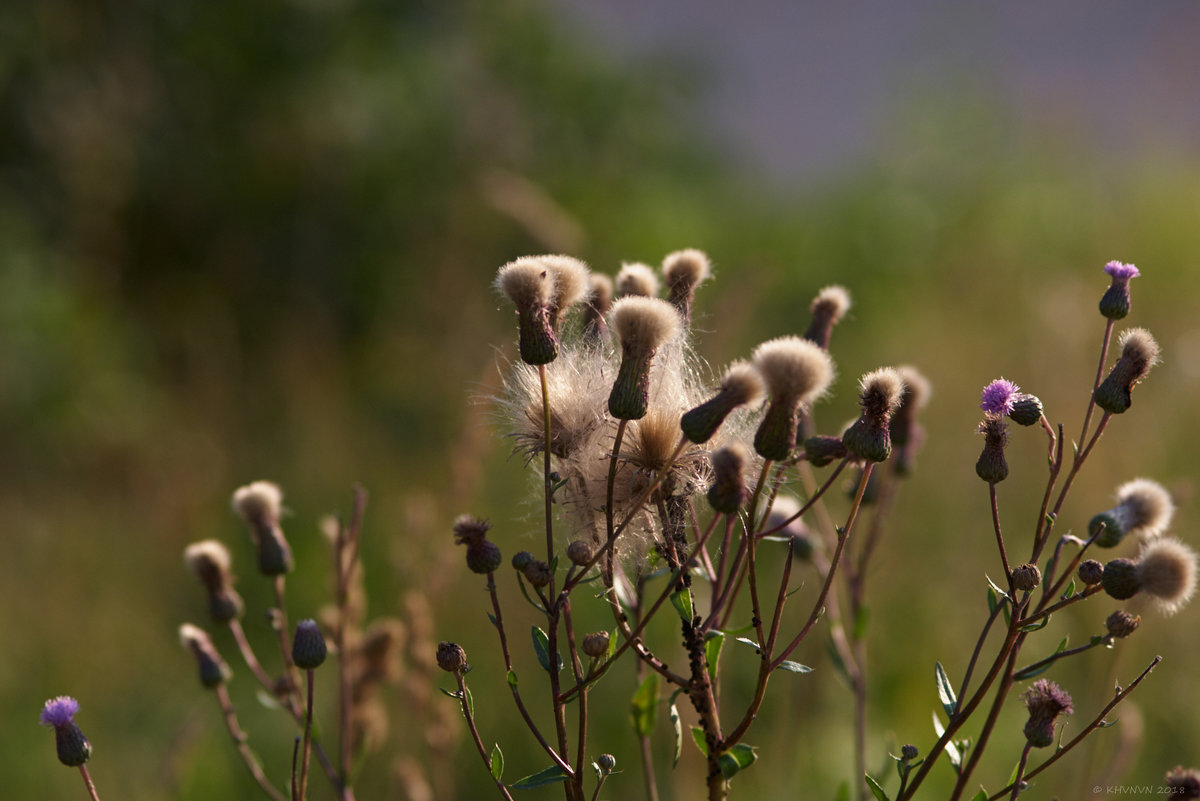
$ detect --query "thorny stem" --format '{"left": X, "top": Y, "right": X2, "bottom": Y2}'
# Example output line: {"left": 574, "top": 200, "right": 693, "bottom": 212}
{"left": 456, "top": 672, "right": 517, "bottom": 801}
{"left": 215, "top": 683, "right": 288, "bottom": 801}
{"left": 986, "top": 656, "right": 1161, "bottom": 800}
{"left": 78, "top": 765, "right": 102, "bottom": 801}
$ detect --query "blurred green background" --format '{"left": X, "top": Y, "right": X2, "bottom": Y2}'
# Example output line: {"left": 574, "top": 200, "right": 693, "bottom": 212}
{"left": 4, "top": 1, "right": 1198, "bottom": 799}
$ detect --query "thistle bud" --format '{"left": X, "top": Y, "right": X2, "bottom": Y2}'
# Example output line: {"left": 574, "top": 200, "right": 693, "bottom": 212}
{"left": 496, "top": 258, "right": 559, "bottom": 365}
{"left": 842, "top": 368, "right": 903, "bottom": 463}
{"left": 180, "top": 623, "right": 232, "bottom": 689}
{"left": 40, "top": 696, "right": 92, "bottom": 767}
{"left": 522, "top": 559, "right": 552, "bottom": 588}
{"left": 292, "top": 619, "right": 328, "bottom": 670}
{"left": 1101, "top": 558, "right": 1141, "bottom": 600}
{"left": 1009, "top": 394, "right": 1044, "bottom": 427}
{"left": 1093, "top": 327, "right": 1160, "bottom": 414}
{"left": 597, "top": 754, "right": 617, "bottom": 773}
{"left": 975, "top": 417, "right": 1009, "bottom": 484}
{"left": 751, "top": 337, "right": 835, "bottom": 460}
{"left": 707, "top": 443, "right": 749, "bottom": 514}
{"left": 1021, "top": 679, "right": 1073, "bottom": 748}
{"left": 1098, "top": 261, "right": 1139, "bottom": 321}
{"left": 582, "top": 631, "right": 610, "bottom": 659}
{"left": 436, "top": 641, "right": 468, "bottom": 674}
{"left": 662, "top": 248, "right": 712, "bottom": 323}
{"left": 681, "top": 361, "right": 765, "bottom": 443}
{"left": 802, "top": 285, "right": 851, "bottom": 350}
{"left": 900, "top": 744, "right": 919, "bottom": 762}
{"left": 454, "top": 515, "right": 502, "bottom": 574}
{"left": 567, "top": 540, "right": 594, "bottom": 567}
{"left": 231, "top": 481, "right": 294, "bottom": 576}
{"left": 184, "top": 540, "right": 245, "bottom": 622}
{"left": 607, "top": 297, "right": 681, "bottom": 420}
{"left": 1011, "top": 563, "right": 1041, "bottom": 592}
{"left": 511, "top": 551, "right": 535, "bottom": 571}
{"left": 1105, "top": 609, "right": 1140, "bottom": 639}
{"left": 1077, "top": 559, "right": 1104, "bottom": 585}
{"left": 803, "top": 435, "right": 848, "bottom": 467}
{"left": 1088, "top": 478, "right": 1174, "bottom": 548}
{"left": 615, "top": 262, "right": 660, "bottom": 298}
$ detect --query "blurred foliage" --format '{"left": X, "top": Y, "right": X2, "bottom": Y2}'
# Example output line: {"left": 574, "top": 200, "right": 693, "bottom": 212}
{"left": 3, "top": 0, "right": 1199, "bottom": 799}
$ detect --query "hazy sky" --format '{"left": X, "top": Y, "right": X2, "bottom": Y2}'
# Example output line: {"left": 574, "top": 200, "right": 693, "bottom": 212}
{"left": 553, "top": 1, "right": 1200, "bottom": 183}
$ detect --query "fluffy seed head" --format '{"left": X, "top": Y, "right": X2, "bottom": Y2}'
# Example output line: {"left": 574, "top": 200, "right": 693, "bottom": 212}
{"left": 610, "top": 297, "right": 681, "bottom": 355}
{"left": 496, "top": 258, "right": 554, "bottom": 309}
{"left": 184, "top": 540, "right": 232, "bottom": 589}
{"left": 1116, "top": 478, "right": 1174, "bottom": 539}
{"left": 1136, "top": 538, "right": 1198, "bottom": 616}
{"left": 540, "top": 255, "right": 590, "bottom": 319}
{"left": 179, "top": 623, "right": 232, "bottom": 688}
{"left": 680, "top": 361, "right": 765, "bottom": 443}
{"left": 707, "top": 443, "right": 750, "bottom": 514}
{"left": 840, "top": 367, "right": 903, "bottom": 463}
{"left": 662, "top": 248, "right": 711, "bottom": 288}
{"left": 232, "top": 481, "right": 283, "bottom": 528}
{"left": 802, "top": 285, "right": 852, "bottom": 349}
{"left": 857, "top": 368, "right": 904, "bottom": 418}
{"left": 616, "top": 262, "right": 660, "bottom": 298}
{"left": 1117, "top": 327, "right": 1160, "bottom": 380}
{"left": 1094, "top": 327, "right": 1160, "bottom": 413}
{"left": 980, "top": 378, "right": 1021, "bottom": 417}
{"left": 583, "top": 274, "right": 615, "bottom": 341}
{"left": 752, "top": 336, "right": 835, "bottom": 409}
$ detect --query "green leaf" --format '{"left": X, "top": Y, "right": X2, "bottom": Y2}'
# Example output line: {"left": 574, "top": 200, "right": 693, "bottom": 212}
{"left": 986, "top": 586, "right": 999, "bottom": 615}
{"left": 487, "top": 611, "right": 499, "bottom": 628}
{"left": 507, "top": 669, "right": 519, "bottom": 688}
{"left": 690, "top": 726, "right": 708, "bottom": 756}
{"left": 969, "top": 790, "right": 989, "bottom": 801}
{"left": 865, "top": 773, "right": 891, "bottom": 801}
{"left": 511, "top": 764, "right": 568, "bottom": 789}
{"left": 932, "top": 711, "right": 961, "bottom": 770}
{"left": 717, "top": 744, "right": 758, "bottom": 779}
{"left": 669, "top": 690, "right": 684, "bottom": 767}
{"left": 935, "top": 662, "right": 958, "bottom": 717}
{"left": 465, "top": 685, "right": 474, "bottom": 718}
{"left": 985, "top": 575, "right": 1011, "bottom": 603}
{"left": 531, "top": 627, "right": 561, "bottom": 673}
{"left": 1098, "top": 718, "right": 1118, "bottom": 728}
{"left": 490, "top": 744, "right": 504, "bottom": 781}
{"left": 255, "top": 690, "right": 285, "bottom": 711}
{"left": 704, "top": 631, "right": 725, "bottom": 679}
{"left": 670, "top": 588, "right": 694, "bottom": 623}
{"left": 607, "top": 628, "right": 618, "bottom": 659}
{"left": 631, "top": 673, "right": 658, "bottom": 737}
{"left": 1019, "top": 616, "right": 1051, "bottom": 633}
{"left": 734, "top": 636, "right": 762, "bottom": 654}
{"left": 776, "top": 660, "right": 813, "bottom": 674}
{"left": 1013, "top": 637, "right": 1069, "bottom": 680}
{"left": 1061, "top": 579, "right": 1076, "bottom": 600}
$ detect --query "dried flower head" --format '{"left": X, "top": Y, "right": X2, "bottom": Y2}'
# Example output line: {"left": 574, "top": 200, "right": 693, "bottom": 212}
{"left": 1099, "top": 261, "right": 1140, "bottom": 320}
{"left": 1093, "top": 327, "right": 1160, "bottom": 414}
{"left": 975, "top": 416, "right": 1009, "bottom": 484}
{"left": 607, "top": 297, "right": 682, "bottom": 420}
{"left": 1105, "top": 609, "right": 1141, "bottom": 639}
{"left": 1089, "top": 478, "right": 1174, "bottom": 547}
{"left": 184, "top": 540, "right": 245, "bottom": 623}
{"left": 453, "top": 515, "right": 503, "bottom": 574}
{"left": 232, "top": 480, "right": 293, "bottom": 576}
{"left": 616, "top": 262, "right": 660, "bottom": 298}
{"left": 681, "top": 361, "right": 765, "bottom": 444}
{"left": 582, "top": 631, "right": 610, "bottom": 659}
{"left": 980, "top": 378, "right": 1021, "bottom": 417}
{"left": 436, "top": 641, "right": 468, "bottom": 674}
{"left": 582, "top": 273, "right": 614, "bottom": 343}
{"left": 1011, "top": 563, "right": 1041, "bottom": 592}
{"left": 496, "top": 258, "right": 558, "bottom": 365}
{"left": 566, "top": 540, "right": 594, "bottom": 567}
{"left": 40, "top": 696, "right": 92, "bottom": 767}
{"left": 842, "top": 367, "right": 904, "bottom": 463}
{"left": 1165, "top": 767, "right": 1200, "bottom": 799}
{"left": 802, "top": 285, "right": 852, "bottom": 350}
{"left": 662, "top": 248, "right": 712, "bottom": 322}
{"left": 179, "top": 623, "right": 232, "bottom": 689}
{"left": 707, "top": 443, "right": 750, "bottom": 515}
{"left": 751, "top": 336, "right": 835, "bottom": 460}
{"left": 890, "top": 365, "right": 931, "bottom": 473}
{"left": 1135, "top": 538, "right": 1198, "bottom": 616}
{"left": 1022, "top": 679, "right": 1073, "bottom": 748}
{"left": 1077, "top": 559, "right": 1104, "bottom": 586}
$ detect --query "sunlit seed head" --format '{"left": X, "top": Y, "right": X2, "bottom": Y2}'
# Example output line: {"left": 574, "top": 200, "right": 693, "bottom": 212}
{"left": 662, "top": 249, "right": 712, "bottom": 289}
{"left": 811, "top": 285, "right": 851, "bottom": 320}
{"left": 626, "top": 408, "right": 683, "bottom": 473}
{"left": 858, "top": 367, "right": 904, "bottom": 418}
{"left": 1136, "top": 538, "right": 1198, "bottom": 616}
{"left": 707, "top": 442, "right": 750, "bottom": 514}
{"left": 615, "top": 262, "right": 660, "bottom": 298}
{"left": 541, "top": 255, "right": 591, "bottom": 325}
{"left": 496, "top": 258, "right": 554, "bottom": 309}
{"left": 179, "top": 622, "right": 232, "bottom": 688}
{"left": 751, "top": 336, "right": 835, "bottom": 409}
{"left": 589, "top": 273, "right": 614, "bottom": 313}
{"left": 1165, "top": 767, "right": 1200, "bottom": 798}
{"left": 609, "top": 296, "right": 681, "bottom": 355}
{"left": 184, "top": 540, "right": 232, "bottom": 583}
{"left": 1115, "top": 478, "right": 1174, "bottom": 539}
{"left": 232, "top": 481, "right": 283, "bottom": 528}
{"left": 895, "top": 365, "right": 931, "bottom": 411}
{"left": 721, "top": 361, "right": 766, "bottom": 407}
{"left": 1117, "top": 327, "right": 1161, "bottom": 381}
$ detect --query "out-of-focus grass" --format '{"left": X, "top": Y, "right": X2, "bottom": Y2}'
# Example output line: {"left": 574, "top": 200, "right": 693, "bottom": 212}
{"left": 2, "top": 1, "right": 1198, "bottom": 799}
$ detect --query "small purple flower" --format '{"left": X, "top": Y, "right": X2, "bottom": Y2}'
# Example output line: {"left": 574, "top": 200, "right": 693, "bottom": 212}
{"left": 1104, "top": 261, "right": 1140, "bottom": 281}
{"left": 40, "top": 696, "right": 80, "bottom": 729}
{"left": 980, "top": 378, "right": 1020, "bottom": 416}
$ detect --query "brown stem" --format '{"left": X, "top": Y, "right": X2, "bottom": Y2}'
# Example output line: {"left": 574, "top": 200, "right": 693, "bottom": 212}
{"left": 78, "top": 765, "right": 103, "bottom": 801}
{"left": 215, "top": 684, "right": 289, "bottom": 801}
{"left": 298, "top": 670, "right": 315, "bottom": 801}
{"left": 456, "top": 673, "right": 518, "bottom": 801}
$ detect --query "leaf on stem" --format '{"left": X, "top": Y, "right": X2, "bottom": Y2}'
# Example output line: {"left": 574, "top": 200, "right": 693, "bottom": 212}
{"left": 490, "top": 743, "right": 504, "bottom": 781}
{"left": 631, "top": 673, "right": 658, "bottom": 737}
{"left": 690, "top": 726, "right": 707, "bottom": 756}
{"left": 734, "top": 636, "right": 762, "bottom": 654}
{"left": 717, "top": 744, "right": 758, "bottom": 780}
{"left": 705, "top": 631, "right": 725, "bottom": 679}
{"left": 531, "top": 627, "right": 562, "bottom": 674}
{"left": 865, "top": 773, "right": 891, "bottom": 801}
{"left": 935, "top": 661, "right": 958, "bottom": 717}
{"left": 511, "top": 764, "right": 568, "bottom": 789}
{"left": 775, "top": 660, "right": 813, "bottom": 674}
{"left": 669, "top": 588, "right": 694, "bottom": 623}
{"left": 853, "top": 605, "right": 870, "bottom": 641}
{"left": 507, "top": 669, "right": 519, "bottom": 688}
{"left": 932, "top": 711, "right": 962, "bottom": 770}
{"left": 969, "top": 790, "right": 988, "bottom": 801}
{"left": 669, "top": 690, "right": 685, "bottom": 767}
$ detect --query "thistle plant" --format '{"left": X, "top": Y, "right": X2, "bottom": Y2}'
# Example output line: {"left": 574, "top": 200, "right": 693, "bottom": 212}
{"left": 440, "top": 252, "right": 1197, "bottom": 801}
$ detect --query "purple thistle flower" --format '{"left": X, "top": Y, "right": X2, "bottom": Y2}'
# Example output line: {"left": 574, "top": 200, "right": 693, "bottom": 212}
{"left": 39, "top": 696, "right": 80, "bottom": 729}
{"left": 980, "top": 378, "right": 1020, "bottom": 416}
{"left": 1104, "top": 261, "right": 1140, "bottom": 280}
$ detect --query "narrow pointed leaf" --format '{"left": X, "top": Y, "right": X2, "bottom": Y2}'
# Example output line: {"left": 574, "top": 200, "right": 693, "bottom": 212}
{"left": 933, "top": 711, "right": 962, "bottom": 769}
{"left": 670, "top": 588, "right": 694, "bottom": 623}
{"left": 690, "top": 726, "right": 708, "bottom": 756}
{"left": 631, "top": 673, "right": 658, "bottom": 737}
{"left": 935, "top": 662, "right": 958, "bottom": 717}
{"left": 669, "top": 691, "right": 684, "bottom": 767}
{"left": 970, "top": 790, "right": 988, "bottom": 801}
{"left": 1061, "top": 579, "right": 1076, "bottom": 600}
{"left": 866, "top": 773, "right": 891, "bottom": 801}
{"left": 531, "top": 626, "right": 561, "bottom": 673}
{"left": 507, "top": 669, "right": 519, "bottom": 688}
{"left": 705, "top": 631, "right": 725, "bottom": 679}
{"left": 985, "top": 574, "right": 1011, "bottom": 602}
{"left": 511, "top": 764, "right": 568, "bottom": 789}
{"left": 734, "top": 636, "right": 762, "bottom": 654}
{"left": 776, "top": 660, "right": 813, "bottom": 674}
